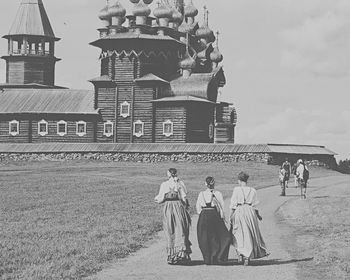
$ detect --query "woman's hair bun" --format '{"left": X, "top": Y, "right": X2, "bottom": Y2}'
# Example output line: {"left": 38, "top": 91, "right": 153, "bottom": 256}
{"left": 168, "top": 168, "right": 177, "bottom": 177}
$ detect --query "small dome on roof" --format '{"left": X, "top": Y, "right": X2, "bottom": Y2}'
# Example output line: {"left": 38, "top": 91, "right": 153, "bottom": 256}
{"left": 210, "top": 47, "right": 223, "bottom": 63}
{"left": 178, "top": 21, "right": 192, "bottom": 33}
{"left": 185, "top": 1, "right": 198, "bottom": 18}
{"left": 98, "top": 5, "right": 110, "bottom": 20}
{"left": 172, "top": 8, "right": 184, "bottom": 23}
{"left": 143, "top": 0, "right": 153, "bottom": 4}
{"left": 130, "top": 0, "right": 140, "bottom": 3}
{"left": 132, "top": 1, "right": 151, "bottom": 17}
{"left": 108, "top": 1, "right": 126, "bottom": 18}
{"left": 196, "top": 25, "right": 214, "bottom": 39}
{"left": 179, "top": 54, "right": 196, "bottom": 69}
{"left": 154, "top": 4, "right": 172, "bottom": 19}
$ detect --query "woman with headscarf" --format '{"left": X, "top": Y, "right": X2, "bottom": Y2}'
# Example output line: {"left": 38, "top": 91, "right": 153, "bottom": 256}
{"left": 196, "top": 176, "right": 231, "bottom": 265}
{"left": 154, "top": 168, "right": 192, "bottom": 265}
{"left": 230, "top": 171, "right": 268, "bottom": 266}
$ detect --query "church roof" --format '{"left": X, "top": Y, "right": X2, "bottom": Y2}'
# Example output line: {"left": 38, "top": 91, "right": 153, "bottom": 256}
{"left": 0, "top": 89, "right": 98, "bottom": 115}
{"left": 152, "top": 96, "right": 216, "bottom": 104}
{"left": 5, "top": 0, "right": 59, "bottom": 40}
{"left": 134, "top": 73, "right": 169, "bottom": 84}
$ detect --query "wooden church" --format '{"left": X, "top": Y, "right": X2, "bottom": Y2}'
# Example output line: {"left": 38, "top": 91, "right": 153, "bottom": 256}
{"left": 0, "top": 0, "right": 237, "bottom": 144}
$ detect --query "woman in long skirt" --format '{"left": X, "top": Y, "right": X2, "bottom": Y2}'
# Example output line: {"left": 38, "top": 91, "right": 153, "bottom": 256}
{"left": 155, "top": 168, "right": 192, "bottom": 265}
{"left": 196, "top": 176, "right": 231, "bottom": 265}
{"left": 230, "top": 172, "right": 268, "bottom": 266}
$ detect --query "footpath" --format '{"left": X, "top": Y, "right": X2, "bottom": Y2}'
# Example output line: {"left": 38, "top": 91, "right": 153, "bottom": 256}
{"left": 90, "top": 175, "right": 350, "bottom": 280}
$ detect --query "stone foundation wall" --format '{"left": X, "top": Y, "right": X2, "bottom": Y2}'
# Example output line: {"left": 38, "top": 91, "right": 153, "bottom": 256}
{"left": 0, "top": 152, "right": 270, "bottom": 163}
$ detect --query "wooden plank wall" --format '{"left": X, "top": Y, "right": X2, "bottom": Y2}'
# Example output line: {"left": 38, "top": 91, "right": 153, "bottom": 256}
{"left": 155, "top": 104, "right": 187, "bottom": 143}
{"left": 186, "top": 103, "right": 215, "bottom": 143}
{"left": 7, "top": 60, "right": 25, "bottom": 84}
{"left": 0, "top": 120, "right": 30, "bottom": 143}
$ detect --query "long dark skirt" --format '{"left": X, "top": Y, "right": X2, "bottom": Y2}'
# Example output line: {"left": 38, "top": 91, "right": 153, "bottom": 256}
{"left": 197, "top": 208, "right": 231, "bottom": 265}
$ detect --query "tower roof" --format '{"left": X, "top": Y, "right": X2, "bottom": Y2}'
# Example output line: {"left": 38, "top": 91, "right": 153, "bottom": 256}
{"left": 5, "top": 0, "right": 59, "bottom": 40}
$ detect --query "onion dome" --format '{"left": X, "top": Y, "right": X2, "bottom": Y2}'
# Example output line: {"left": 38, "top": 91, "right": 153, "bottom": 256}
{"left": 154, "top": 3, "right": 172, "bottom": 19}
{"left": 129, "top": 0, "right": 140, "bottom": 3}
{"left": 108, "top": 1, "right": 126, "bottom": 18}
{"left": 178, "top": 21, "right": 192, "bottom": 33}
{"left": 132, "top": 1, "right": 151, "bottom": 17}
{"left": 185, "top": 1, "right": 198, "bottom": 18}
{"left": 196, "top": 25, "right": 214, "bottom": 39}
{"left": 98, "top": 5, "right": 110, "bottom": 20}
{"left": 143, "top": 0, "right": 153, "bottom": 4}
{"left": 172, "top": 8, "right": 184, "bottom": 24}
{"left": 179, "top": 54, "right": 196, "bottom": 69}
{"left": 210, "top": 47, "right": 223, "bottom": 63}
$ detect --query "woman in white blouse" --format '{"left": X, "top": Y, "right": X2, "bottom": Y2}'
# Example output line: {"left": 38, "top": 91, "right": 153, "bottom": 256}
{"left": 154, "top": 168, "right": 191, "bottom": 265}
{"left": 196, "top": 176, "right": 231, "bottom": 265}
{"left": 230, "top": 172, "right": 268, "bottom": 266}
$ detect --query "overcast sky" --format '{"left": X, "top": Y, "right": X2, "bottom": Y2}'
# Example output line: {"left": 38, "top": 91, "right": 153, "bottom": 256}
{"left": 0, "top": 0, "right": 349, "bottom": 159}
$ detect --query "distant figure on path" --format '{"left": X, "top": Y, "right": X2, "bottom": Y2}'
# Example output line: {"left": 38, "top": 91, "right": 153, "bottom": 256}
{"left": 279, "top": 167, "right": 287, "bottom": 196}
{"left": 281, "top": 158, "right": 291, "bottom": 188}
{"left": 154, "top": 168, "right": 192, "bottom": 265}
{"left": 196, "top": 176, "right": 231, "bottom": 265}
{"left": 296, "top": 159, "right": 309, "bottom": 199}
{"left": 230, "top": 172, "right": 268, "bottom": 266}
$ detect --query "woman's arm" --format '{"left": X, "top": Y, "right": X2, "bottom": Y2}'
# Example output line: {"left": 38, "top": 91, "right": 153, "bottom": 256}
{"left": 196, "top": 192, "right": 203, "bottom": 215}
{"left": 154, "top": 183, "right": 167, "bottom": 204}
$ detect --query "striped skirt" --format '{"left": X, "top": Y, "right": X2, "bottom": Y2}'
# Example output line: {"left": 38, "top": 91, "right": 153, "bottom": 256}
{"left": 163, "top": 200, "right": 192, "bottom": 264}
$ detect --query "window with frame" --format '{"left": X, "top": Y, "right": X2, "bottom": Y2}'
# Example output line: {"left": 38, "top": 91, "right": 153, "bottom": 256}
{"left": 9, "top": 120, "right": 19, "bottom": 136}
{"left": 120, "top": 101, "right": 130, "bottom": 118}
{"left": 209, "top": 123, "right": 214, "bottom": 139}
{"left": 133, "top": 120, "right": 144, "bottom": 138}
{"left": 103, "top": 121, "right": 114, "bottom": 137}
{"left": 162, "top": 120, "right": 173, "bottom": 137}
{"left": 38, "top": 120, "right": 48, "bottom": 136}
{"left": 57, "top": 120, "right": 67, "bottom": 136}
{"left": 76, "top": 121, "right": 87, "bottom": 137}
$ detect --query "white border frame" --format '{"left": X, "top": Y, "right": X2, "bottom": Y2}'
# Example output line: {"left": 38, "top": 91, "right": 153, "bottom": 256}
{"left": 38, "top": 120, "right": 48, "bottom": 136}
{"left": 57, "top": 120, "right": 67, "bottom": 136}
{"left": 133, "top": 120, "right": 144, "bottom": 138}
{"left": 103, "top": 121, "right": 114, "bottom": 137}
{"left": 162, "top": 120, "right": 174, "bottom": 137}
{"left": 120, "top": 101, "right": 130, "bottom": 118}
{"left": 9, "top": 120, "right": 19, "bottom": 136}
{"left": 76, "top": 121, "right": 87, "bottom": 137}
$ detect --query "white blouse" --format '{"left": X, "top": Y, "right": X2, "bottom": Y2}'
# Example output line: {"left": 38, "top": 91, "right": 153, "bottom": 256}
{"left": 196, "top": 189, "right": 225, "bottom": 219}
{"left": 154, "top": 178, "right": 187, "bottom": 204}
{"left": 229, "top": 186, "right": 259, "bottom": 210}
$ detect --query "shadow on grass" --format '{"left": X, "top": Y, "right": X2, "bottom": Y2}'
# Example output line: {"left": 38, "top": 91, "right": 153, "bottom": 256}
{"left": 182, "top": 257, "right": 314, "bottom": 267}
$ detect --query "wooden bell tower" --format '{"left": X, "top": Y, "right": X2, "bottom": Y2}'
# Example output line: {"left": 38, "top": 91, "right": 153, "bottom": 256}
{"left": 1, "top": 0, "right": 60, "bottom": 86}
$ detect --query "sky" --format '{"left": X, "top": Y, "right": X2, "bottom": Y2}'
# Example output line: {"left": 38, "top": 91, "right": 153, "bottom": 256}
{"left": 0, "top": 0, "right": 349, "bottom": 159}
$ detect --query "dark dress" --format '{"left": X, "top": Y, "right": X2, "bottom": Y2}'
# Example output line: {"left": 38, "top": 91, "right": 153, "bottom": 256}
{"left": 197, "top": 192, "right": 231, "bottom": 265}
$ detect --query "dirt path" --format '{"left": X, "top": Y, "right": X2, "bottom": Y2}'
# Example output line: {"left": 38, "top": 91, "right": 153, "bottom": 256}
{"left": 90, "top": 175, "right": 349, "bottom": 280}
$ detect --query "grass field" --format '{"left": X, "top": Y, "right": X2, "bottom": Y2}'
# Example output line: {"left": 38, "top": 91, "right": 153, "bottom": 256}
{"left": 0, "top": 160, "right": 338, "bottom": 279}
{"left": 279, "top": 178, "right": 350, "bottom": 280}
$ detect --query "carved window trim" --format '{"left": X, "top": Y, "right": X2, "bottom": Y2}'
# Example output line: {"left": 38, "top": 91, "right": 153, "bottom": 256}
{"left": 103, "top": 121, "right": 114, "bottom": 137}
{"left": 162, "top": 120, "right": 173, "bottom": 137}
{"left": 57, "top": 120, "right": 67, "bottom": 136}
{"left": 133, "top": 120, "right": 144, "bottom": 138}
{"left": 76, "top": 121, "right": 87, "bottom": 137}
{"left": 9, "top": 120, "right": 19, "bottom": 136}
{"left": 38, "top": 120, "right": 48, "bottom": 136}
{"left": 120, "top": 101, "right": 130, "bottom": 118}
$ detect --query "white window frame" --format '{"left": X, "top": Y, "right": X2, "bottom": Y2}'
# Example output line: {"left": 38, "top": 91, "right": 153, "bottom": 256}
{"left": 209, "top": 122, "right": 214, "bottom": 139}
{"left": 57, "top": 120, "right": 67, "bottom": 136}
{"left": 103, "top": 121, "right": 114, "bottom": 137}
{"left": 162, "top": 120, "right": 174, "bottom": 137}
{"left": 9, "top": 120, "right": 19, "bottom": 136}
{"left": 120, "top": 101, "right": 130, "bottom": 118}
{"left": 38, "top": 120, "right": 48, "bottom": 136}
{"left": 133, "top": 120, "right": 144, "bottom": 138}
{"left": 76, "top": 121, "right": 87, "bottom": 137}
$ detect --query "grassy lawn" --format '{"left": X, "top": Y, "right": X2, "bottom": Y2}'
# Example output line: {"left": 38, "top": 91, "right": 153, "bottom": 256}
{"left": 279, "top": 178, "right": 350, "bottom": 280}
{"left": 0, "top": 160, "right": 338, "bottom": 279}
